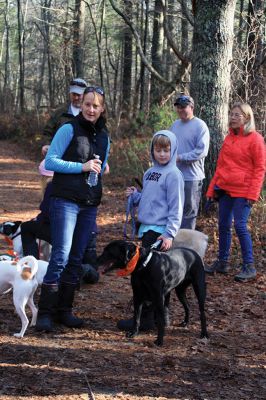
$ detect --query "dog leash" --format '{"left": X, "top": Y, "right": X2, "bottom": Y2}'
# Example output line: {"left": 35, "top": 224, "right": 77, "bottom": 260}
{"left": 150, "top": 240, "right": 162, "bottom": 250}
{"left": 142, "top": 240, "right": 163, "bottom": 268}
{"left": 123, "top": 194, "right": 137, "bottom": 240}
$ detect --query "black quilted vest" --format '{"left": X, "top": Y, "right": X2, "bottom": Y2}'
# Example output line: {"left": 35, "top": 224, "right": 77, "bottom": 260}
{"left": 51, "top": 114, "right": 109, "bottom": 206}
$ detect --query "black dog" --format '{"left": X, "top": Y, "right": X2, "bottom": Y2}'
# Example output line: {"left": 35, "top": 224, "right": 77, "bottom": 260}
{"left": 98, "top": 240, "right": 208, "bottom": 346}
{"left": 0, "top": 221, "right": 21, "bottom": 237}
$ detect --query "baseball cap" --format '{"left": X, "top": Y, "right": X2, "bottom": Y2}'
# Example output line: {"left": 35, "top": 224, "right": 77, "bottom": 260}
{"left": 69, "top": 78, "right": 87, "bottom": 95}
{"left": 39, "top": 159, "right": 54, "bottom": 177}
{"left": 174, "top": 95, "right": 194, "bottom": 107}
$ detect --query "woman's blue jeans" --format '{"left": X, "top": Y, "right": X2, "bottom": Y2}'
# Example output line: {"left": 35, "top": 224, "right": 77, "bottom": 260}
{"left": 218, "top": 195, "right": 253, "bottom": 264}
{"left": 43, "top": 197, "right": 97, "bottom": 284}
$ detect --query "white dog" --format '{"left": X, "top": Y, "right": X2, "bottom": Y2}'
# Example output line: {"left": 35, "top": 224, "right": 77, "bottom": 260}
{"left": 0, "top": 255, "right": 48, "bottom": 338}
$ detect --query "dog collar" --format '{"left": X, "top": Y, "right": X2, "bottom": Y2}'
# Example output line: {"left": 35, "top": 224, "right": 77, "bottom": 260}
{"left": 117, "top": 246, "right": 140, "bottom": 277}
{"left": 4, "top": 236, "right": 13, "bottom": 246}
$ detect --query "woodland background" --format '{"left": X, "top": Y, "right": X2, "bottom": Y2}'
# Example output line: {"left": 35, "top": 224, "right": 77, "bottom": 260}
{"left": 0, "top": 2, "right": 265, "bottom": 399}
{"left": 0, "top": 0, "right": 265, "bottom": 186}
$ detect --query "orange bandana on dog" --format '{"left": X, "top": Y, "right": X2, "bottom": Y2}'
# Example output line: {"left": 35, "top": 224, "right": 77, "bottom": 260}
{"left": 4, "top": 236, "right": 13, "bottom": 246}
{"left": 117, "top": 246, "right": 140, "bottom": 277}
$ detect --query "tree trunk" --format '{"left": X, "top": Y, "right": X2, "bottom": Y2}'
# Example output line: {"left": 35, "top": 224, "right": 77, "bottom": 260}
{"left": 181, "top": 0, "right": 189, "bottom": 57}
{"left": 190, "top": 0, "right": 237, "bottom": 189}
{"left": 16, "top": 0, "right": 26, "bottom": 112}
{"left": 72, "top": 0, "right": 85, "bottom": 78}
{"left": 237, "top": 0, "right": 245, "bottom": 46}
{"left": 139, "top": 0, "right": 149, "bottom": 111}
{"left": 150, "top": 0, "right": 164, "bottom": 102}
{"left": 2, "top": 0, "right": 12, "bottom": 112}
{"left": 121, "top": 0, "right": 133, "bottom": 115}
{"left": 36, "top": 0, "right": 52, "bottom": 109}
{"left": 246, "top": 0, "right": 265, "bottom": 133}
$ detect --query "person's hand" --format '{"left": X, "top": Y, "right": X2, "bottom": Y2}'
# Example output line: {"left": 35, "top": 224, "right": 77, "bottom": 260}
{"left": 125, "top": 186, "right": 137, "bottom": 197}
{"left": 82, "top": 157, "right": 102, "bottom": 173}
{"left": 42, "top": 145, "right": 50, "bottom": 156}
{"left": 157, "top": 236, "right": 173, "bottom": 251}
{"left": 204, "top": 198, "right": 215, "bottom": 214}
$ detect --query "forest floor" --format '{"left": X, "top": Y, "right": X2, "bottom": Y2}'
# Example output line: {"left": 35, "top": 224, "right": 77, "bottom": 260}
{"left": 0, "top": 140, "right": 265, "bottom": 400}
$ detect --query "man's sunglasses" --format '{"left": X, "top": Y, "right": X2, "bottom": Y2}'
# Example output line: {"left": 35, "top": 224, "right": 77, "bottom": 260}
{"left": 174, "top": 95, "right": 193, "bottom": 107}
{"left": 84, "top": 86, "right": 105, "bottom": 96}
{"left": 70, "top": 80, "right": 87, "bottom": 88}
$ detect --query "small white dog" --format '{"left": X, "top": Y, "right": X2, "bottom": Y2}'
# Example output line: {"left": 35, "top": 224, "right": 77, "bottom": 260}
{"left": 0, "top": 255, "right": 48, "bottom": 338}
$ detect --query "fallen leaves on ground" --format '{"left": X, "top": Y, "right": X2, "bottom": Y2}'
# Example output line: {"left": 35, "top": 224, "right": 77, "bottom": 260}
{"left": 0, "top": 140, "right": 265, "bottom": 400}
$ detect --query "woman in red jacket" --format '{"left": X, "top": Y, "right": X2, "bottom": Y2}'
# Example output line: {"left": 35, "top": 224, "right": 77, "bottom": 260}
{"left": 205, "top": 103, "right": 265, "bottom": 282}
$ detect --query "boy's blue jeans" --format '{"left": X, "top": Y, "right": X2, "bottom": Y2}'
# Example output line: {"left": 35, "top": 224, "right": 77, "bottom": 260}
{"left": 43, "top": 197, "right": 97, "bottom": 285}
{"left": 218, "top": 195, "right": 253, "bottom": 264}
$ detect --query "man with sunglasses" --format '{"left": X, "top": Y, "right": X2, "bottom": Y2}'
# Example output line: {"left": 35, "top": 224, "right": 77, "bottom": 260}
{"left": 41, "top": 78, "right": 87, "bottom": 155}
{"left": 170, "top": 95, "right": 210, "bottom": 230}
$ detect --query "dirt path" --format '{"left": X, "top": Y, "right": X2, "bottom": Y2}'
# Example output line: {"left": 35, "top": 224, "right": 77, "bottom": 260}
{"left": 0, "top": 140, "right": 265, "bottom": 400}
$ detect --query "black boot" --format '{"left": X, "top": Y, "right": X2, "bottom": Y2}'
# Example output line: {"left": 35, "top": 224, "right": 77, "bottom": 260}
{"left": 117, "top": 304, "right": 156, "bottom": 332}
{"left": 36, "top": 284, "right": 59, "bottom": 332}
{"left": 57, "top": 282, "right": 84, "bottom": 328}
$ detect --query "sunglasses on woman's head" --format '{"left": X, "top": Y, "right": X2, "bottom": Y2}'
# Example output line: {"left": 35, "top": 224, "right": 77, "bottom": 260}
{"left": 84, "top": 86, "right": 105, "bottom": 96}
{"left": 69, "top": 80, "right": 87, "bottom": 88}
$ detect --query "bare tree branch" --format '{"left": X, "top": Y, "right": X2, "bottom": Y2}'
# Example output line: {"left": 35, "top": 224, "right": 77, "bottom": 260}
{"left": 180, "top": 0, "right": 194, "bottom": 26}
{"left": 84, "top": 0, "right": 104, "bottom": 87}
{"left": 159, "top": 0, "right": 190, "bottom": 65}
{"left": 109, "top": 0, "right": 176, "bottom": 86}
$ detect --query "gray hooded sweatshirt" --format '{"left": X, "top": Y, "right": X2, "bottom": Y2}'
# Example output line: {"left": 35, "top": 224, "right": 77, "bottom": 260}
{"left": 132, "top": 130, "right": 184, "bottom": 239}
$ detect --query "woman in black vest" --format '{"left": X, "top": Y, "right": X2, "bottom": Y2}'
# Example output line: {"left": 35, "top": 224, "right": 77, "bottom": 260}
{"left": 36, "top": 86, "right": 110, "bottom": 332}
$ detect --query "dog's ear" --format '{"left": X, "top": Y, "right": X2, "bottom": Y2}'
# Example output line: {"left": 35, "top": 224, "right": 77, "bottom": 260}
{"left": 124, "top": 242, "right": 137, "bottom": 263}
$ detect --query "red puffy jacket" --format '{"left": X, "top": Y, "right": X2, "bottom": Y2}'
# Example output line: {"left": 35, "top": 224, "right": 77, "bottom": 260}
{"left": 207, "top": 127, "right": 265, "bottom": 201}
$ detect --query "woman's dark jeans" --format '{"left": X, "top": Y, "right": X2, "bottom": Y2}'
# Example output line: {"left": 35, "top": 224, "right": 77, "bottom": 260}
{"left": 43, "top": 197, "right": 97, "bottom": 285}
{"left": 218, "top": 195, "right": 253, "bottom": 264}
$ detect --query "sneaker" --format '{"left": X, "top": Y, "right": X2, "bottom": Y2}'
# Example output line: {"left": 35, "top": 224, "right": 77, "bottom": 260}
{"left": 205, "top": 259, "right": 229, "bottom": 275}
{"left": 234, "top": 264, "right": 257, "bottom": 282}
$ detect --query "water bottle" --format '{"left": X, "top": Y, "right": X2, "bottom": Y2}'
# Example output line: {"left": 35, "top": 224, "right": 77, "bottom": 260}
{"left": 87, "top": 155, "right": 100, "bottom": 187}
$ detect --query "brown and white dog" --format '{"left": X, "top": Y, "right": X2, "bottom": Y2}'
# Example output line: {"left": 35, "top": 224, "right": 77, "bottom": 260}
{"left": 0, "top": 255, "right": 48, "bottom": 337}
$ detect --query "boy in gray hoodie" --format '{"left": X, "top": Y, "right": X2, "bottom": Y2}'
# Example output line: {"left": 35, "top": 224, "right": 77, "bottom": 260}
{"left": 117, "top": 130, "right": 184, "bottom": 331}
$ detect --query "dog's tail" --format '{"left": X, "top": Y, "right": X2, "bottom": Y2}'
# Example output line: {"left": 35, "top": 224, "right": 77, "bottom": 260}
{"left": 18, "top": 256, "right": 39, "bottom": 280}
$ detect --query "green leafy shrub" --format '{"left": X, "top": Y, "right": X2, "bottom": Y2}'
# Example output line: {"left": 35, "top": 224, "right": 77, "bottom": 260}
{"left": 109, "top": 104, "right": 176, "bottom": 180}
{"left": 109, "top": 136, "right": 150, "bottom": 180}
{"left": 130, "top": 104, "right": 176, "bottom": 136}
